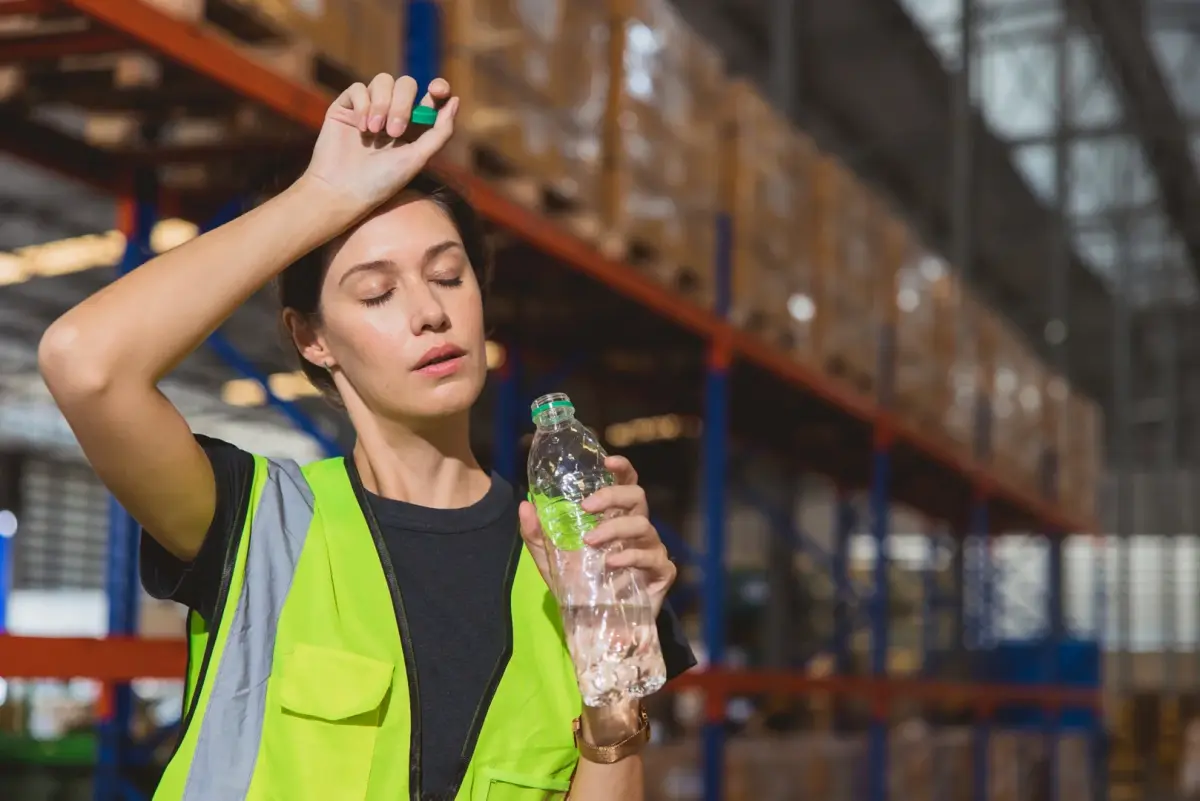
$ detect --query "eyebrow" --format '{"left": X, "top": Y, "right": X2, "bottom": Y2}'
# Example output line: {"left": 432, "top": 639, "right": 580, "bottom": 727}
{"left": 338, "top": 240, "right": 463, "bottom": 286}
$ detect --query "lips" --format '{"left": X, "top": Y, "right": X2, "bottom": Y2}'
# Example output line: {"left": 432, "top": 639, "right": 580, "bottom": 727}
{"left": 414, "top": 343, "right": 466, "bottom": 371}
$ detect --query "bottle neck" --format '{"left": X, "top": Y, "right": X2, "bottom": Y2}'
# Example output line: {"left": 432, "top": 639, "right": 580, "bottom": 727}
{"left": 534, "top": 409, "right": 575, "bottom": 431}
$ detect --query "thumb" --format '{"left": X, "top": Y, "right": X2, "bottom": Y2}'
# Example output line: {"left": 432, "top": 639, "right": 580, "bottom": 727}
{"left": 518, "top": 500, "right": 544, "bottom": 545}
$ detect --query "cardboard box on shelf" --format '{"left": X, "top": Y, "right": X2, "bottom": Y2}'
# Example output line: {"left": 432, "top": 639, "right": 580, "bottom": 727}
{"left": 439, "top": 0, "right": 604, "bottom": 237}
{"left": 813, "top": 156, "right": 889, "bottom": 394}
{"left": 723, "top": 80, "right": 819, "bottom": 357}
{"left": 940, "top": 290, "right": 996, "bottom": 458}
{"left": 990, "top": 321, "right": 1048, "bottom": 494}
{"left": 892, "top": 224, "right": 957, "bottom": 433}
{"left": 600, "top": 0, "right": 722, "bottom": 307}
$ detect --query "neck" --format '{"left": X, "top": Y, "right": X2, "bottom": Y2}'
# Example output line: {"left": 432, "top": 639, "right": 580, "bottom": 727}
{"left": 349, "top": 406, "right": 490, "bottom": 509}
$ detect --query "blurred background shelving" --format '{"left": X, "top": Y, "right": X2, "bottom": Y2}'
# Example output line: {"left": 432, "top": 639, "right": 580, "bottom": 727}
{"left": 0, "top": 0, "right": 1197, "bottom": 799}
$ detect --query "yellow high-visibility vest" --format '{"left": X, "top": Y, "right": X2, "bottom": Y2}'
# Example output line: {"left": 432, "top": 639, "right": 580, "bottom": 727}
{"left": 155, "top": 456, "right": 581, "bottom": 801}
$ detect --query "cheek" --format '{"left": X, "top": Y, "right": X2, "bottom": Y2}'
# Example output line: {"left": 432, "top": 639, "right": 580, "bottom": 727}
{"left": 324, "top": 310, "right": 410, "bottom": 371}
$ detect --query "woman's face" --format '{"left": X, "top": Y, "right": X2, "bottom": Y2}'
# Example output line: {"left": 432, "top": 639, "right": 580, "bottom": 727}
{"left": 302, "top": 193, "right": 488, "bottom": 423}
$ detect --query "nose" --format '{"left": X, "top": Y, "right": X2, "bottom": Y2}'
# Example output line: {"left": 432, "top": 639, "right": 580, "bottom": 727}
{"left": 408, "top": 281, "right": 449, "bottom": 335}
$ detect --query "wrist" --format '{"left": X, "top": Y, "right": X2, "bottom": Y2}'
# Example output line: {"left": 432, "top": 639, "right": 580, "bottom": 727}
{"left": 580, "top": 699, "right": 642, "bottom": 746}
{"left": 288, "top": 173, "right": 375, "bottom": 231}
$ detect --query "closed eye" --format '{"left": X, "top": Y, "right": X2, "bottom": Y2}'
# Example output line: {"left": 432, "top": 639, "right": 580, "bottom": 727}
{"left": 362, "top": 288, "right": 395, "bottom": 307}
{"left": 434, "top": 277, "right": 463, "bottom": 288}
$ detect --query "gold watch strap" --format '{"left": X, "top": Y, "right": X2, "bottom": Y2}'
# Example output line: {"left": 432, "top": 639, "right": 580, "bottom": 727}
{"left": 573, "top": 706, "right": 651, "bottom": 764}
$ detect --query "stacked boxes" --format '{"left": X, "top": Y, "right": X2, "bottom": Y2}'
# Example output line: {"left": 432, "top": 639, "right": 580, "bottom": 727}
{"left": 438, "top": 0, "right": 572, "bottom": 191}
{"left": 723, "top": 81, "right": 819, "bottom": 356}
{"left": 892, "top": 226, "right": 956, "bottom": 425}
{"left": 145, "top": 0, "right": 405, "bottom": 86}
{"left": 1062, "top": 391, "right": 1103, "bottom": 522}
{"left": 602, "top": 0, "right": 722, "bottom": 305}
{"left": 990, "top": 325, "right": 1048, "bottom": 494}
{"left": 814, "top": 156, "right": 888, "bottom": 387}
{"left": 940, "top": 291, "right": 994, "bottom": 456}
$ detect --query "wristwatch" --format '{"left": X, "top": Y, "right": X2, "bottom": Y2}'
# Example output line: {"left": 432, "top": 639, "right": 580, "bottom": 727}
{"left": 573, "top": 705, "right": 651, "bottom": 764}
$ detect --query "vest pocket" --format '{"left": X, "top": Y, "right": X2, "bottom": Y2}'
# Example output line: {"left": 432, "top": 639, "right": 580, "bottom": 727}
{"left": 474, "top": 765, "right": 574, "bottom": 801}
{"left": 268, "top": 643, "right": 393, "bottom": 801}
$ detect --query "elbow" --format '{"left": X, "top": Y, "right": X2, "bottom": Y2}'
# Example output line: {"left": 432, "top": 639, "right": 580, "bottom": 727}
{"left": 38, "top": 318, "right": 116, "bottom": 403}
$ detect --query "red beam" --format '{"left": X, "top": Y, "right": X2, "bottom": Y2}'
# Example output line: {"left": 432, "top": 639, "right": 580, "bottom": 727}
{"left": 669, "top": 670, "right": 1102, "bottom": 711}
{"left": 0, "top": 0, "right": 60, "bottom": 15}
{"left": 0, "top": 30, "right": 125, "bottom": 63}
{"left": 0, "top": 635, "right": 186, "bottom": 681}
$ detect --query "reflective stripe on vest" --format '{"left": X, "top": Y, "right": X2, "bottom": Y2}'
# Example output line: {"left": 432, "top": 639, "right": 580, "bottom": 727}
{"left": 154, "top": 456, "right": 581, "bottom": 801}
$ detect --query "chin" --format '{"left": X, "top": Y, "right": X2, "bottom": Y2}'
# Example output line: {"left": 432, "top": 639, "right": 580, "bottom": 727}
{"left": 405, "top": 377, "right": 483, "bottom": 419}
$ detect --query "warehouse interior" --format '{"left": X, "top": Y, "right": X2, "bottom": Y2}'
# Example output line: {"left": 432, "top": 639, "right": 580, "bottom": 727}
{"left": 0, "top": 0, "right": 1198, "bottom": 799}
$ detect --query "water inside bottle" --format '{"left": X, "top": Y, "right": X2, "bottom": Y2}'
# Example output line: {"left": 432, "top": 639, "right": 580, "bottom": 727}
{"left": 528, "top": 392, "right": 667, "bottom": 706}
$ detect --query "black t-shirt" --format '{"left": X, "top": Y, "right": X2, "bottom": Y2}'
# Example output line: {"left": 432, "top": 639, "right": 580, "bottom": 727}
{"left": 140, "top": 436, "right": 697, "bottom": 800}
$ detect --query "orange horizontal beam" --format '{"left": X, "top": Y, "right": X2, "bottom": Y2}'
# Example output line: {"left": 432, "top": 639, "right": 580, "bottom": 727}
{"left": 38, "top": 0, "right": 1094, "bottom": 538}
{"left": 0, "top": 635, "right": 185, "bottom": 681}
{"left": 669, "top": 670, "right": 1102, "bottom": 711}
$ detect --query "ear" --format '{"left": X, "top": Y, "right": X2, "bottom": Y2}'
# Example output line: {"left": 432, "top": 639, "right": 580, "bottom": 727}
{"left": 282, "top": 308, "right": 334, "bottom": 370}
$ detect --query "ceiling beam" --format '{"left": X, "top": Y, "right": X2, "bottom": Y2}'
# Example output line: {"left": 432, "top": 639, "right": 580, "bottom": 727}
{"left": 1073, "top": 0, "right": 1200, "bottom": 284}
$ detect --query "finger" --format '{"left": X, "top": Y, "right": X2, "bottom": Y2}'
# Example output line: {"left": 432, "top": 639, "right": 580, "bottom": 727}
{"left": 418, "top": 77, "right": 452, "bottom": 109}
{"left": 605, "top": 455, "right": 639, "bottom": 487}
{"left": 386, "top": 74, "right": 420, "bottom": 138}
{"left": 331, "top": 82, "right": 370, "bottom": 130}
{"left": 605, "top": 544, "right": 673, "bottom": 575}
{"left": 517, "top": 500, "right": 545, "bottom": 545}
{"left": 581, "top": 484, "right": 648, "bottom": 517}
{"left": 365, "top": 73, "right": 395, "bottom": 134}
{"left": 583, "top": 515, "right": 658, "bottom": 549}
{"left": 408, "top": 95, "right": 459, "bottom": 160}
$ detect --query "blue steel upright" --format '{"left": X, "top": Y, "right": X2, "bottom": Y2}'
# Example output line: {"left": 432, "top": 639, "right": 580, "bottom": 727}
{"left": 96, "top": 181, "right": 159, "bottom": 801}
{"left": 866, "top": 427, "right": 892, "bottom": 801}
{"left": 406, "top": 0, "right": 442, "bottom": 91}
{"left": 0, "top": 529, "right": 10, "bottom": 635}
{"left": 492, "top": 345, "right": 520, "bottom": 485}
{"left": 969, "top": 497, "right": 991, "bottom": 801}
{"left": 832, "top": 492, "right": 854, "bottom": 680}
{"left": 700, "top": 212, "right": 732, "bottom": 801}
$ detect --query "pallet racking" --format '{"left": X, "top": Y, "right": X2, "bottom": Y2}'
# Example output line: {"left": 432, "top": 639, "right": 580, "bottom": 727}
{"left": 0, "top": 1, "right": 1105, "bottom": 800}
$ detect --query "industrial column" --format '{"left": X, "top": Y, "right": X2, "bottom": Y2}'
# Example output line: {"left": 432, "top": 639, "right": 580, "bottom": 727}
{"left": 1154, "top": 251, "right": 1181, "bottom": 793}
{"left": 1043, "top": 7, "right": 1073, "bottom": 798}
{"left": 1108, "top": 146, "right": 1136, "bottom": 799}
{"left": 700, "top": 212, "right": 732, "bottom": 801}
{"left": 949, "top": 1, "right": 991, "bottom": 798}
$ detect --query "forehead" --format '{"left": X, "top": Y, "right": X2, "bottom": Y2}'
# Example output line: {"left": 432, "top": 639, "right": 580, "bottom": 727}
{"left": 328, "top": 195, "right": 461, "bottom": 275}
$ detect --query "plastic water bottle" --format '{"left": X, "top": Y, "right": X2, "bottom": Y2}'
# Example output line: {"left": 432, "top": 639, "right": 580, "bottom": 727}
{"left": 527, "top": 392, "right": 667, "bottom": 707}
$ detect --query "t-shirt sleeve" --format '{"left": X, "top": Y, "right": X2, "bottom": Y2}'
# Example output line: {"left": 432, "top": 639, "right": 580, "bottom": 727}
{"left": 657, "top": 600, "right": 698, "bottom": 681}
{"left": 139, "top": 434, "right": 255, "bottom": 623}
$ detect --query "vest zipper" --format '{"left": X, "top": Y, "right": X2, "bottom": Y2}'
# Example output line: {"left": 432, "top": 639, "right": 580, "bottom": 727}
{"left": 444, "top": 527, "right": 521, "bottom": 800}
{"left": 347, "top": 461, "right": 424, "bottom": 801}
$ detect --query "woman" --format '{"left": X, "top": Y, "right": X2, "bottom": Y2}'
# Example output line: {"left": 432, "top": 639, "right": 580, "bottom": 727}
{"left": 39, "top": 75, "right": 695, "bottom": 801}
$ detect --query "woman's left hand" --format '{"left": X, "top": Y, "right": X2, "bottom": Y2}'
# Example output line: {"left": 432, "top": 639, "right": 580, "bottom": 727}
{"left": 518, "top": 455, "right": 677, "bottom": 618}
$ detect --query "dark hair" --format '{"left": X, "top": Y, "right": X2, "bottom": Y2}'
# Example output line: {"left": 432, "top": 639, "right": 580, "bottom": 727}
{"left": 278, "top": 172, "right": 493, "bottom": 402}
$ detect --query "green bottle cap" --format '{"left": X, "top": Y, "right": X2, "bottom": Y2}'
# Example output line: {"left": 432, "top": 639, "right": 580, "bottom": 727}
{"left": 410, "top": 106, "right": 438, "bottom": 126}
{"left": 530, "top": 398, "right": 573, "bottom": 421}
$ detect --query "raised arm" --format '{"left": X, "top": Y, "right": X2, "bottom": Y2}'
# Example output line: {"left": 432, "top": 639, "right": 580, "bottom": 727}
{"left": 38, "top": 74, "right": 458, "bottom": 560}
